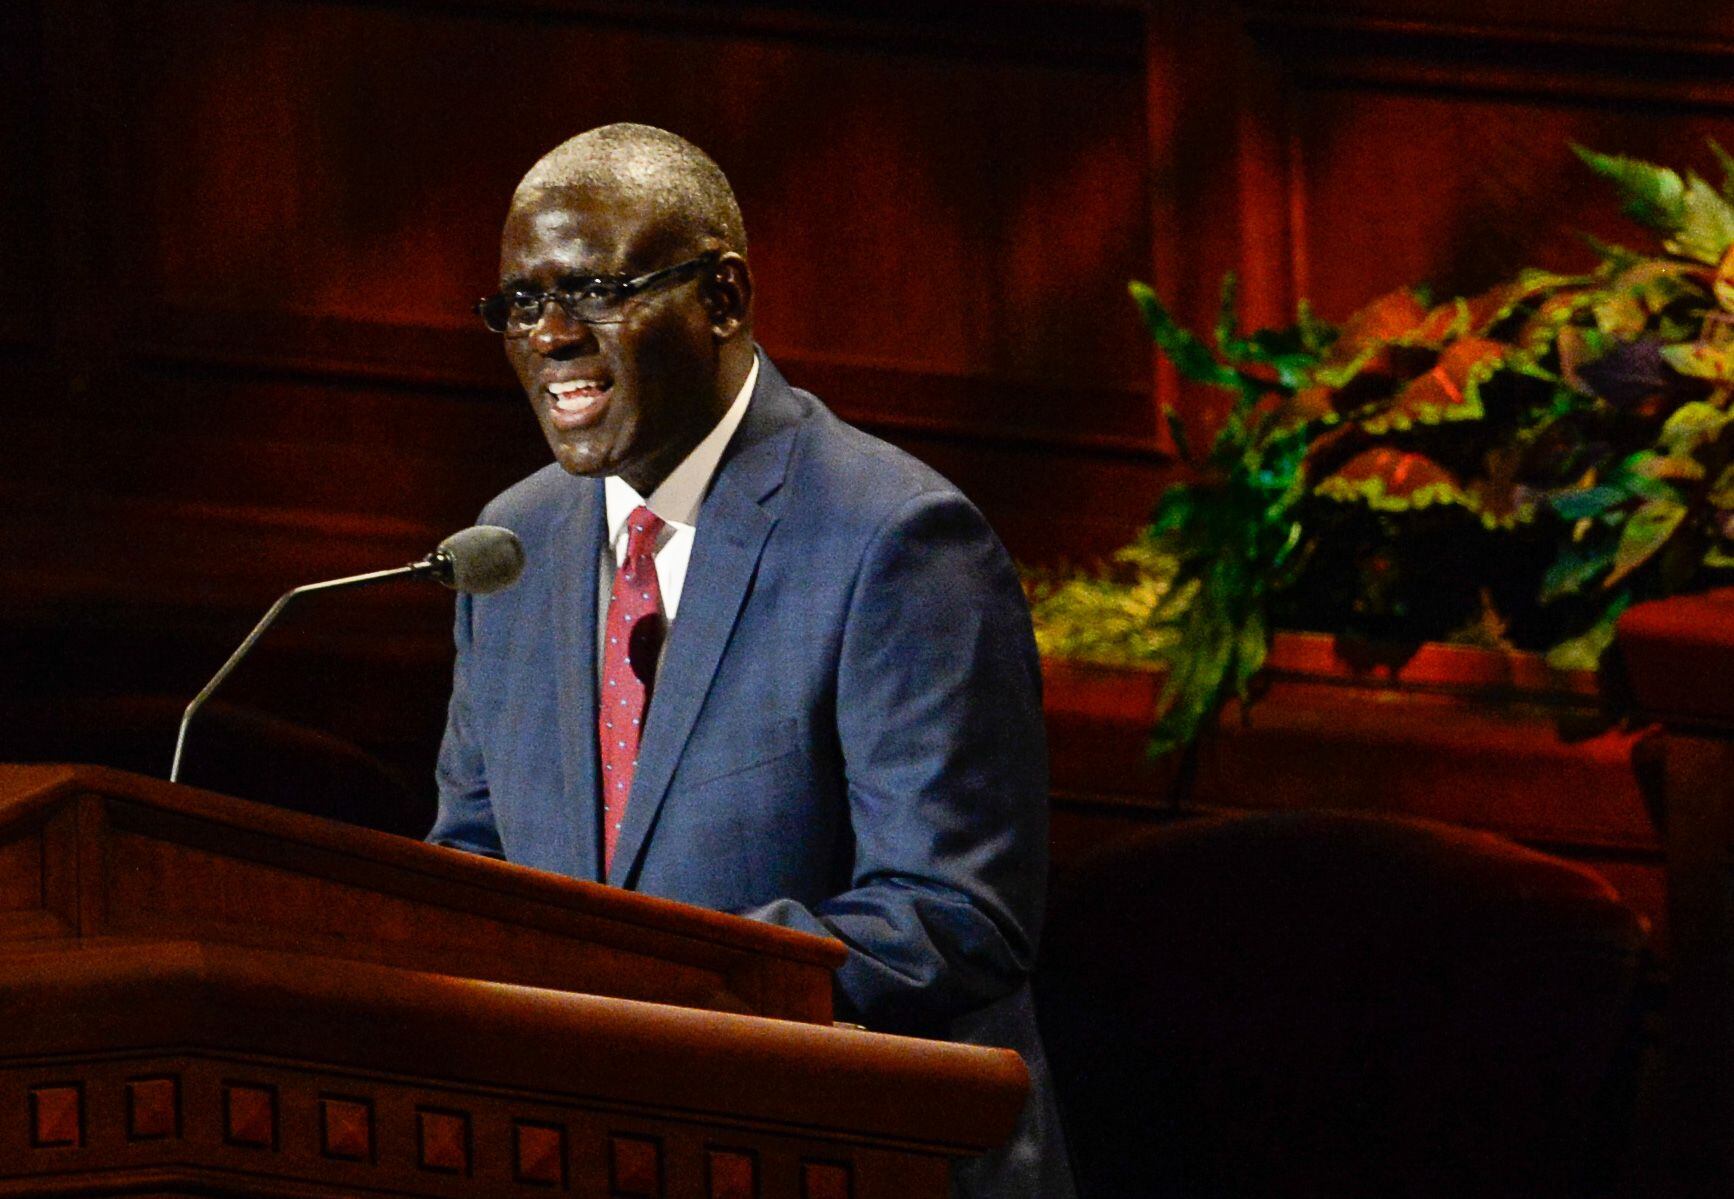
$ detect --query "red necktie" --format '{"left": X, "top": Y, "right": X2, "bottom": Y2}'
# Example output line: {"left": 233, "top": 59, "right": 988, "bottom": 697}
{"left": 600, "top": 505, "right": 667, "bottom": 875}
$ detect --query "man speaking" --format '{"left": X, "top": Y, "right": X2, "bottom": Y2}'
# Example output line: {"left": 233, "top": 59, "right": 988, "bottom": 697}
{"left": 430, "top": 123, "right": 1072, "bottom": 1198}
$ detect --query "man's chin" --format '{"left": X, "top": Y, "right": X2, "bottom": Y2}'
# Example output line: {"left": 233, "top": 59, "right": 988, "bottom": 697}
{"left": 548, "top": 439, "right": 607, "bottom": 478}
{"left": 540, "top": 424, "right": 612, "bottom": 478}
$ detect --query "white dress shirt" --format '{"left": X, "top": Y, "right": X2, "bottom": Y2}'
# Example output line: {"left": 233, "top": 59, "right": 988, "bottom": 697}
{"left": 597, "top": 356, "right": 758, "bottom": 674}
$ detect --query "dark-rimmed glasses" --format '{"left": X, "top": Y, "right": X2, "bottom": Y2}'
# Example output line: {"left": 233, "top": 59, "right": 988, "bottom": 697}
{"left": 475, "top": 251, "right": 720, "bottom": 335}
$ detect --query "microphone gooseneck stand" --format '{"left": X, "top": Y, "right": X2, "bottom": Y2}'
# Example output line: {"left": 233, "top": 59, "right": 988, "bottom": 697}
{"left": 167, "top": 524, "right": 524, "bottom": 786}
{"left": 168, "top": 559, "right": 446, "bottom": 784}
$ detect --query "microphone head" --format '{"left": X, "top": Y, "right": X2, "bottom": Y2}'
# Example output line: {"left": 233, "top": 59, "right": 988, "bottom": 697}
{"left": 435, "top": 525, "right": 525, "bottom": 594}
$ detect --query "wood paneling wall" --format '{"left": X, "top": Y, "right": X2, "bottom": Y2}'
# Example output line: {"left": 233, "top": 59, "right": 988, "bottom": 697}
{"left": 5, "top": 0, "right": 1732, "bottom": 831}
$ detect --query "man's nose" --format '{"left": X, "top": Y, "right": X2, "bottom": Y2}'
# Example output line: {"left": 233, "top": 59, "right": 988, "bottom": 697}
{"left": 527, "top": 301, "right": 599, "bottom": 356}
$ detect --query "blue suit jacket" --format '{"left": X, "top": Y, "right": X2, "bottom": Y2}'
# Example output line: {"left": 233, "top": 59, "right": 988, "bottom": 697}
{"left": 431, "top": 356, "right": 1073, "bottom": 1197}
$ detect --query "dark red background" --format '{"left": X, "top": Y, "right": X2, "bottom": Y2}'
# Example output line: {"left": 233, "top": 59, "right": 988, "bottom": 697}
{"left": 5, "top": 0, "right": 1732, "bottom": 832}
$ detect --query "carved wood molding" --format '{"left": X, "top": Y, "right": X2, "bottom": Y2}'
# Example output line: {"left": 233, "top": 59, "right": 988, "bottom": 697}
{"left": 3, "top": 1053, "right": 878, "bottom": 1197}
{"left": 1241, "top": 7, "right": 1734, "bottom": 104}
{"left": 314, "top": 0, "right": 1146, "bottom": 68}
{"left": 115, "top": 312, "right": 1167, "bottom": 461}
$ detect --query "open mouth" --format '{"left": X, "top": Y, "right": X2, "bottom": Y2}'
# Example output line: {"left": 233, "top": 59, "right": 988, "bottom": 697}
{"left": 545, "top": 378, "right": 612, "bottom": 429}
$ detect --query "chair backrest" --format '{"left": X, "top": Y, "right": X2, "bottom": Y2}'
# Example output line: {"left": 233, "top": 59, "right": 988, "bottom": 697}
{"left": 1035, "top": 810, "right": 1648, "bottom": 1199}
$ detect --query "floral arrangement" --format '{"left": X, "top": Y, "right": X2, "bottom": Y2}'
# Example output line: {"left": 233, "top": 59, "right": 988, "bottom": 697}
{"left": 1029, "top": 145, "right": 1734, "bottom": 752}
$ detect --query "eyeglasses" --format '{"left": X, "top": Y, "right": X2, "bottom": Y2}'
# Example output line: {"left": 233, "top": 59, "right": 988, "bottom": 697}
{"left": 475, "top": 252, "right": 719, "bottom": 335}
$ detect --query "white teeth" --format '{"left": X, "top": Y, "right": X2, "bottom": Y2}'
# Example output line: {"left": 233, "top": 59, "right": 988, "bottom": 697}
{"left": 547, "top": 378, "right": 609, "bottom": 418}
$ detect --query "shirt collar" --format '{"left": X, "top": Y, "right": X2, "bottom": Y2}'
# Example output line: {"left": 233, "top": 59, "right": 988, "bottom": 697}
{"left": 604, "top": 353, "right": 760, "bottom": 543}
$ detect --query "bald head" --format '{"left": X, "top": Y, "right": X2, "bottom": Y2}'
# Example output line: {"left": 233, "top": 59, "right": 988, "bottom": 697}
{"left": 514, "top": 123, "right": 747, "bottom": 259}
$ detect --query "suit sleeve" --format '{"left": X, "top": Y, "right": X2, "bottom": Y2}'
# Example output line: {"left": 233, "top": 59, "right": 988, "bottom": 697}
{"left": 745, "top": 488, "right": 1049, "bottom": 1035}
{"left": 428, "top": 588, "right": 507, "bottom": 858}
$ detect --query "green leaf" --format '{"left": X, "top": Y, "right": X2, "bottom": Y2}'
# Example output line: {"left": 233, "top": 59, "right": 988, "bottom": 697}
{"left": 1632, "top": 263, "right": 1701, "bottom": 314}
{"left": 1296, "top": 300, "right": 1335, "bottom": 357}
{"left": 1658, "top": 400, "right": 1734, "bottom": 454}
{"left": 1580, "top": 233, "right": 1644, "bottom": 271}
{"left": 1149, "top": 484, "right": 1199, "bottom": 536}
{"left": 1130, "top": 280, "right": 1240, "bottom": 390}
{"left": 1207, "top": 277, "right": 1325, "bottom": 386}
{"left": 1162, "top": 405, "right": 1195, "bottom": 464}
{"left": 1611, "top": 452, "right": 1689, "bottom": 504}
{"left": 1214, "top": 274, "right": 1243, "bottom": 358}
{"left": 1150, "top": 587, "right": 1237, "bottom": 755}
{"left": 1541, "top": 540, "right": 1615, "bottom": 601}
{"left": 1232, "top": 607, "right": 1269, "bottom": 700}
{"left": 1544, "top": 594, "right": 1632, "bottom": 671}
{"left": 1605, "top": 498, "right": 1688, "bottom": 588}
{"left": 1706, "top": 545, "right": 1734, "bottom": 569}
{"left": 1266, "top": 516, "right": 1305, "bottom": 573}
{"left": 1311, "top": 345, "right": 1378, "bottom": 390}
{"left": 1666, "top": 173, "right": 1734, "bottom": 264}
{"left": 1593, "top": 291, "right": 1649, "bottom": 338}
{"left": 1548, "top": 485, "right": 1627, "bottom": 520}
{"left": 1574, "top": 144, "right": 1686, "bottom": 234}
{"left": 1657, "top": 314, "right": 1701, "bottom": 343}
{"left": 1587, "top": 259, "right": 1703, "bottom": 339}
{"left": 1244, "top": 332, "right": 1319, "bottom": 389}
{"left": 1632, "top": 453, "right": 1708, "bottom": 483}
{"left": 1660, "top": 342, "right": 1734, "bottom": 381}
{"left": 1026, "top": 545, "right": 1190, "bottom": 667}
{"left": 1712, "top": 139, "right": 1734, "bottom": 202}
{"left": 1709, "top": 464, "right": 1734, "bottom": 509}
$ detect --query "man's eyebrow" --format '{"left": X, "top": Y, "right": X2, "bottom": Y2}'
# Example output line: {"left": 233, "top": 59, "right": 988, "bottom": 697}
{"left": 497, "top": 268, "right": 615, "bottom": 292}
{"left": 555, "top": 269, "right": 616, "bottom": 285}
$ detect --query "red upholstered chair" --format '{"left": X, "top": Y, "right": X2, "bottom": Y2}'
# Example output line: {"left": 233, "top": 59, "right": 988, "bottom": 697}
{"left": 1035, "top": 811, "right": 1649, "bottom": 1199}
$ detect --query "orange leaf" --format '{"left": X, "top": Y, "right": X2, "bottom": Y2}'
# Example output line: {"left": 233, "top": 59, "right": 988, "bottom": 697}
{"left": 1411, "top": 299, "right": 1470, "bottom": 345}
{"left": 1556, "top": 325, "right": 1595, "bottom": 393}
{"left": 1326, "top": 289, "right": 1430, "bottom": 365}
{"left": 1463, "top": 282, "right": 1528, "bottom": 334}
{"left": 1362, "top": 338, "right": 1502, "bottom": 433}
{"left": 1286, "top": 385, "right": 1338, "bottom": 424}
{"left": 1316, "top": 447, "right": 1471, "bottom": 510}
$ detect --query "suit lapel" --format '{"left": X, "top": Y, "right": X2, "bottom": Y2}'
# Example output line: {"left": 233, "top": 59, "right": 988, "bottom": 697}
{"left": 607, "top": 360, "right": 801, "bottom": 887}
{"left": 552, "top": 478, "right": 606, "bottom": 882}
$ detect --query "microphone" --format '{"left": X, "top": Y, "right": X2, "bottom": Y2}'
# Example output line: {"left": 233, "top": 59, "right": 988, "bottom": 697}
{"left": 417, "top": 524, "right": 526, "bottom": 594}
{"left": 169, "top": 525, "right": 525, "bottom": 784}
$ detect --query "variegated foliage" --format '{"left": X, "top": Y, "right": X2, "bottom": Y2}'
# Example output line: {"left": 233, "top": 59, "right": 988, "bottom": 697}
{"left": 1037, "top": 144, "right": 1734, "bottom": 751}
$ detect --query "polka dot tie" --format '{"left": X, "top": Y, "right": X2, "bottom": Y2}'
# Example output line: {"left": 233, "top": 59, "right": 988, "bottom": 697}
{"left": 600, "top": 505, "right": 667, "bottom": 876}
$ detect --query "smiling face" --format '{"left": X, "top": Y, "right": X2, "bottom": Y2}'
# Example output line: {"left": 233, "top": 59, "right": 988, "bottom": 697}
{"left": 498, "top": 183, "right": 738, "bottom": 493}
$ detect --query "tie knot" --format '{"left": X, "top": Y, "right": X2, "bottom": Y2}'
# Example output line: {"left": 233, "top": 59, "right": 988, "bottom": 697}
{"left": 624, "top": 505, "right": 665, "bottom": 561}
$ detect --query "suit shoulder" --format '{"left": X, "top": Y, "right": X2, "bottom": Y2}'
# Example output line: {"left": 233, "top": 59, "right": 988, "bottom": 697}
{"left": 785, "top": 393, "right": 973, "bottom": 527}
{"left": 476, "top": 462, "right": 588, "bottom": 533}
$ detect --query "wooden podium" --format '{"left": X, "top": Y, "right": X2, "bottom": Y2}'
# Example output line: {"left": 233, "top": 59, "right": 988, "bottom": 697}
{"left": 0, "top": 765, "right": 1027, "bottom": 1198}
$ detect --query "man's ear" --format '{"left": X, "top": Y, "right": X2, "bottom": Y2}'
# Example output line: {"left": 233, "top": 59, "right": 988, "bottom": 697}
{"left": 704, "top": 252, "right": 752, "bottom": 341}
